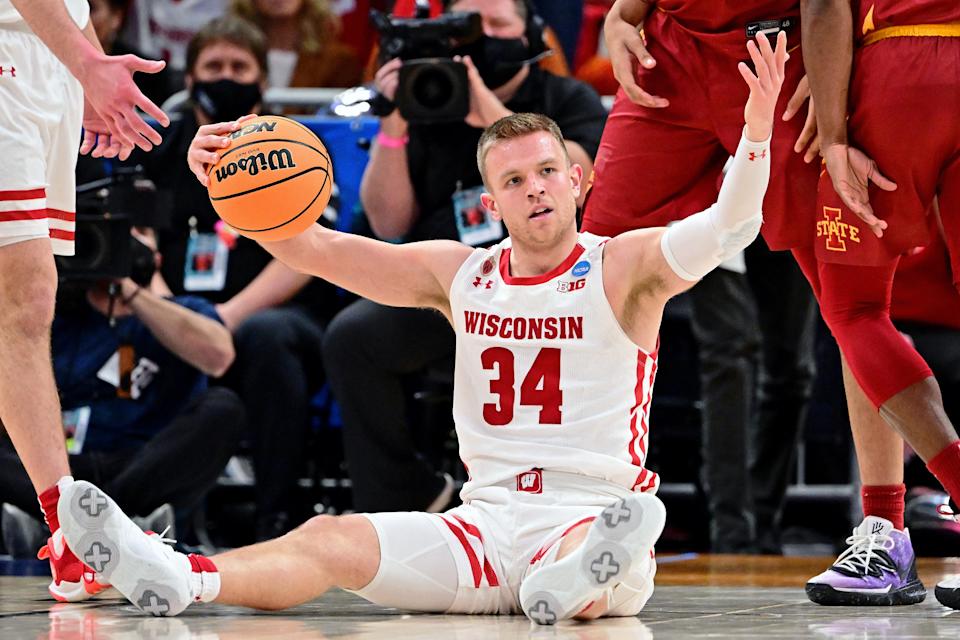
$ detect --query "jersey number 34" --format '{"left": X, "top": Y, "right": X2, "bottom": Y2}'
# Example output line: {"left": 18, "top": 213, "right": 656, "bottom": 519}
{"left": 481, "top": 347, "right": 562, "bottom": 426}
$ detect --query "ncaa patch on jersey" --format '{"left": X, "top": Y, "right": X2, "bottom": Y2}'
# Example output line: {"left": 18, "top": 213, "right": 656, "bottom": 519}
{"left": 571, "top": 261, "right": 591, "bottom": 277}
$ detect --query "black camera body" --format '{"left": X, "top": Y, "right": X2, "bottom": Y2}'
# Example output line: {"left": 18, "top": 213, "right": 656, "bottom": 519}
{"left": 56, "top": 166, "right": 171, "bottom": 286}
{"left": 371, "top": 4, "right": 482, "bottom": 123}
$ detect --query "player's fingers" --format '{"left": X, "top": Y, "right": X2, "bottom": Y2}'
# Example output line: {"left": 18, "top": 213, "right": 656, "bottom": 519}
{"left": 774, "top": 30, "right": 788, "bottom": 79}
{"left": 746, "top": 40, "right": 771, "bottom": 90}
{"left": 122, "top": 54, "right": 166, "bottom": 75}
{"left": 79, "top": 130, "right": 96, "bottom": 156}
{"left": 868, "top": 165, "right": 898, "bottom": 191}
{"left": 134, "top": 93, "right": 170, "bottom": 128}
{"left": 625, "top": 35, "right": 656, "bottom": 69}
{"left": 737, "top": 61, "right": 761, "bottom": 94}
{"left": 794, "top": 107, "right": 817, "bottom": 153}
{"left": 118, "top": 142, "right": 133, "bottom": 162}
{"left": 782, "top": 76, "right": 809, "bottom": 121}
{"left": 803, "top": 135, "right": 821, "bottom": 163}
{"left": 121, "top": 107, "right": 162, "bottom": 147}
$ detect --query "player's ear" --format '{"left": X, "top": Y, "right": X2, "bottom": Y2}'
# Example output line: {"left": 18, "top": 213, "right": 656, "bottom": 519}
{"left": 481, "top": 192, "right": 501, "bottom": 221}
{"left": 569, "top": 163, "right": 584, "bottom": 199}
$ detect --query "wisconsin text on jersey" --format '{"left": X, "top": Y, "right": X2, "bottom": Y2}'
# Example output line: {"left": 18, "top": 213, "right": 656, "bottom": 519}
{"left": 462, "top": 311, "right": 584, "bottom": 340}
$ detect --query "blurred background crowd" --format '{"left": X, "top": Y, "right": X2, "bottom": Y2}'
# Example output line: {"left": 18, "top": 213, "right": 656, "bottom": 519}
{"left": 1, "top": 0, "right": 958, "bottom": 561}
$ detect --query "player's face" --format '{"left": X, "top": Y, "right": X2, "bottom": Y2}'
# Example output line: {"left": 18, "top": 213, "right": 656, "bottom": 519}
{"left": 481, "top": 132, "right": 582, "bottom": 247}
{"left": 191, "top": 42, "right": 262, "bottom": 85}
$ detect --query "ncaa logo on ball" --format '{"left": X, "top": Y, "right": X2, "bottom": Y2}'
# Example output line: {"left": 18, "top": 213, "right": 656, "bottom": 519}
{"left": 229, "top": 120, "right": 278, "bottom": 139}
{"left": 572, "top": 261, "right": 591, "bottom": 277}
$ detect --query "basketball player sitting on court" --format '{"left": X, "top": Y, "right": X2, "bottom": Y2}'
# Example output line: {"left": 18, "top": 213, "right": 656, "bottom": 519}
{"left": 50, "top": 32, "right": 787, "bottom": 623}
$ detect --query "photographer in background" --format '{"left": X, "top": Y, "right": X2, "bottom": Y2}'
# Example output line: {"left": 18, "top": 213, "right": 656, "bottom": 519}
{"left": 326, "top": 0, "right": 607, "bottom": 513}
{"left": 132, "top": 16, "right": 337, "bottom": 541}
{"left": 0, "top": 228, "right": 244, "bottom": 557}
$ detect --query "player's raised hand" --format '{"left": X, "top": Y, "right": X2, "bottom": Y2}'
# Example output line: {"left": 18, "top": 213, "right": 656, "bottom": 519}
{"left": 187, "top": 115, "right": 258, "bottom": 187}
{"left": 604, "top": 3, "right": 668, "bottom": 108}
{"left": 78, "top": 53, "right": 171, "bottom": 154}
{"left": 738, "top": 30, "right": 788, "bottom": 142}
{"left": 80, "top": 96, "right": 125, "bottom": 159}
{"left": 782, "top": 75, "right": 821, "bottom": 163}
{"left": 822, "top": 143, "right": 896, "bottom": 237}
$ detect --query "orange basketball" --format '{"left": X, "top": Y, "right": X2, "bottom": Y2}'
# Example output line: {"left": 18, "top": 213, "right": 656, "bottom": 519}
{"left": 207, "top": 115, "right": 332, "bottom": 241}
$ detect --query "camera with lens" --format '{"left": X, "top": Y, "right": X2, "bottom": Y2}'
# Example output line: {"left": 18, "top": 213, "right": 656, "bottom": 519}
{"left": 56, "top": 166, "right": 171, "bottom": 287}
{"left": 370, "top": 1, "right": 482, "bottom": 124}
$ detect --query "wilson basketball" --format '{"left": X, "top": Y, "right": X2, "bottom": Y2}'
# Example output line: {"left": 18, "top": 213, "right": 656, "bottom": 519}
{"left": 207, "top": 115, "right": 332, "bottom": 241}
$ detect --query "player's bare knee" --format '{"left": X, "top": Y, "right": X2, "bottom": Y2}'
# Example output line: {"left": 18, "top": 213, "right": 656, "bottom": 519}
{"left": 0, "top": 278, "right": 56, "bottom": 339}
{"left": 288, "top": 514, "right": 379, "bottom": 588}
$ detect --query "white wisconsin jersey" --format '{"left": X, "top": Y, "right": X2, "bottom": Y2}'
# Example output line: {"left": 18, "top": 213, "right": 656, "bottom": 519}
{"left": 450, "top": 232, "right": 660, "bottom": 500}
{"left": 0, "top": 1, "right": 88, "bottom": 28}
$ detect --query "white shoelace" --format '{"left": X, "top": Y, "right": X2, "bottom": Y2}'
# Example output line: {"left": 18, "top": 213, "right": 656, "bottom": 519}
{"left": 833, "top": 532, "right": 895, "bottom": 575}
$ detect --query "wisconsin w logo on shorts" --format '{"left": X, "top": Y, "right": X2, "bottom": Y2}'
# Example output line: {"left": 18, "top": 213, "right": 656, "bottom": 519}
{"left": 517, "top": 470, "right": 543, "bottom": 494}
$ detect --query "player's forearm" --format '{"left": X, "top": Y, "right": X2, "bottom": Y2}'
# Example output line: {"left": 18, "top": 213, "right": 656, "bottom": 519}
{"left": 801, "top": 0, "right": 853, "bottom": 146}
{"left": 608, "top": 0, "right": 655, "bottom": 27}
{"left": 127, "top": 289, "right": 236, "bottom": 377}
{"left": 660, "top": 131, "right": 770, "bottom": 281}
{"left": 360, "top": 116, "right": 419, "bottom": 239}
{"left": 220, "top": 259, "right": 312, "bottom": 330}
{"left": 10, "top": 0, "right": 100, "bottom": 82}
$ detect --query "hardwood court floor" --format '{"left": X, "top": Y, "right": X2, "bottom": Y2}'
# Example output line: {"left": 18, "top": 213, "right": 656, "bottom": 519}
{"left": 2, "top": 554, "right": 959, "bottom": 638}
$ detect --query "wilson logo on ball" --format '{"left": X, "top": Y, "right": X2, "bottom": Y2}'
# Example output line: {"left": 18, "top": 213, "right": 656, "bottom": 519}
{"left": 214, "top": 148, "right": 297, "bottom": 182}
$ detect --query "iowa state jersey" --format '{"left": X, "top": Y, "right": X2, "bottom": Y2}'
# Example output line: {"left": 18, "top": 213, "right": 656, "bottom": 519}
{"left": 856, "top": 1, "right": 960, "bottom": 41}
{"left": 655, "top": 0, "right": 799, "bottom": 34}
{"left": 449, "top": 232, "right": 660, "bottom": 501}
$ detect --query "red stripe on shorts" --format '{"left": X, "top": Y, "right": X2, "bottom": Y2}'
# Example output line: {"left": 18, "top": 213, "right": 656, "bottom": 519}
{"left": 0, "top": 208, "right": 49, "bottom": 222}
{"left": 452, "top": 516, "right": 499, "bottom": 587}
{"left": 47, "top": 209, "right": 75, "bottom": 222}
{"left": 0, "top": 188, "right": 45, "bottom": 201}
{"left": 439, "top": 516, "right": 483, "bottom": 588}
{"left": 49, "top": 229, "right": 75, "bottom": 241}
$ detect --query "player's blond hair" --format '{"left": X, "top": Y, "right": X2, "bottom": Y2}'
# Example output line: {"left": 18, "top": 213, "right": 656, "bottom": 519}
{"left": 477, "top": 113, "right": 569, "bottom": 187}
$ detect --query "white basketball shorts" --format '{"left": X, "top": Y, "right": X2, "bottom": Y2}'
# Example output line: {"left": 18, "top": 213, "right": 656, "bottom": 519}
{"left": 353, "top": 472, "right": 657, "bottom": 615}
{"left": 0, "top": 23, "right": 82, "bottom": 256}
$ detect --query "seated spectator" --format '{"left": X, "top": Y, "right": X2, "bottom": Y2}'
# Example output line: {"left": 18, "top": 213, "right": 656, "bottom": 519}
{"left": 328, "top": 0, "right": 606, "bottom": 513}
{"left": 130, "top": 16, "right": 337, "bottom": 542}
{"left": 89, "top": 0, "right": 176, "bottom": 106}
{"left": 0, "top": 229, "right": 243, "bottom": 557}
{"left": 121, "top": 0, "right": 229, "bottom": 89}
{"left": 230, "top": 0, "right": 363, "bottom": 89}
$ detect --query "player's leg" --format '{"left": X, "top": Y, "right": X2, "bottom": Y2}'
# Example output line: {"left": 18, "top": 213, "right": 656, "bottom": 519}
{"left": 519, "top": 493, "right": 666, "bottom": 625}
{"left": 806, "top": 357, "right": 922, "bottom": 606}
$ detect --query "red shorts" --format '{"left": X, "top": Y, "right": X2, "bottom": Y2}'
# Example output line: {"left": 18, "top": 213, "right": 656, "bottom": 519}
{"left": 582, "top": 10, "right": 820, "bottom": 250}
{"left": 814, "top": 36, "right": 960, "bottom": 274}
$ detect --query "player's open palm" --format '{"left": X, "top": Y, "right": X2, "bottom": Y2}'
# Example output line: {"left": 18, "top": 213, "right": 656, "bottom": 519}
{"left": 79, "top": 53, "right": 171, "bottom": 154}
{"left": 738, "top": 31, "right": 788, "bottom": 141}
{"left": 822, "top": 143, "right": 897, "bottom": 238}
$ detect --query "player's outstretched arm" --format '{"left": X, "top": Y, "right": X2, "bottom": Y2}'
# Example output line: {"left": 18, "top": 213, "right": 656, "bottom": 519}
{"left": 801, "top": 0, "right": 896, "bottom": 237}
{"left": 259, "top": 227, "right": 473, "bottom": 313}
{"left": 606, "top": 32, "right": 786, "bottom": 314}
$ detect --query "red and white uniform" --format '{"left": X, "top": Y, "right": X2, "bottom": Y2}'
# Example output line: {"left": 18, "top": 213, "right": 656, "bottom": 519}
{"left": 0, "top": 1, "right": 86, "bottom": 255}
{"left": 451, "top": 232, "right": 660, "bottom": 498}
{"left": 354, "top": 233, "right": 660, "bottom": 615}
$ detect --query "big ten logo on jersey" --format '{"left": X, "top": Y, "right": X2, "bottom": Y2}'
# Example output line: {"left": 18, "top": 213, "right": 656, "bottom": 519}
{"left": 215, "top": 148, "right": 296, "bottom": 182}
{"left": 557, "top": 259, "right": 591, "bottom": 293}
{"left": 516, "top": 469, "right": 543, "bottom": 494}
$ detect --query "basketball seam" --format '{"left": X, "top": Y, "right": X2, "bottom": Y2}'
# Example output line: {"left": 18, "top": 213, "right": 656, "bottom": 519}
{"left": 225, "top": 169, "right": 330, "bottom": 233}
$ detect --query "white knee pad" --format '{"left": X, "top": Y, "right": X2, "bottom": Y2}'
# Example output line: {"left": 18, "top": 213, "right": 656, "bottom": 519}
{"left": 350, "top": 512, "right": 460, "bottom": 612}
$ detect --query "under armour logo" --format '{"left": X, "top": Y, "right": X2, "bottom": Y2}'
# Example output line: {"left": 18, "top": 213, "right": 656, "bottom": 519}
{"left": 472, "top": 277, "right": 493, "bottom": 289}
{"left": 79, "top": 489, "right": 108, "bottom": 517}
{"left": 138, "top": 590, "right": 171, "bottom": 616}
{"left": 590, "top": 551, "right": 621, "bottom": 584}
{"left": 0, "top": 66, "right": 15, "bottom": 77}
{"left": 528, "top": 600, "right": 556, "bottom": 625}
{"left": 748, "top": 149, "right": 767, "bottom": 161}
